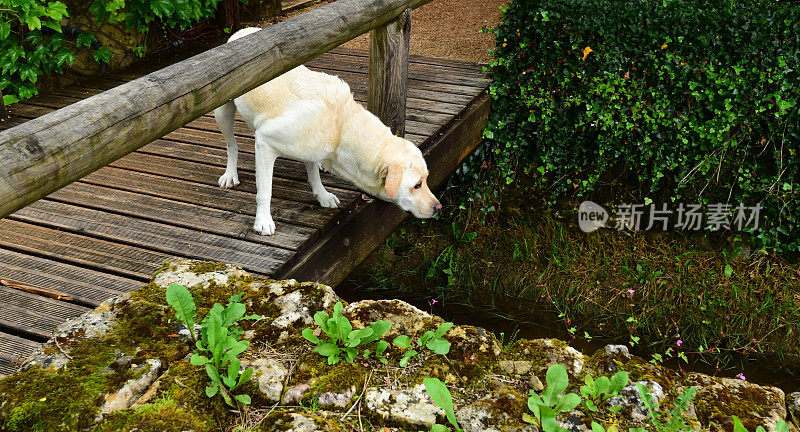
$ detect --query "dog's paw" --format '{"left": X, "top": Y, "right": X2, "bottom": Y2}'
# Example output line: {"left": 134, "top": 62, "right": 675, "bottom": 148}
{"left": 316, "top": 191, "right": 340, "bottom": 208}
{"left": 253, "top": 215, "right": 276, "bottom": 236}
{"left": 218, "top": 171, "right": 240, "bottom": 189}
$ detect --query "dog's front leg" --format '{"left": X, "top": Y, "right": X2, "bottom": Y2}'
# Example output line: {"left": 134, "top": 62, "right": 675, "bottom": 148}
{"left": 304, "top": 162, "right": 340, "bottom": 208}
{"left": 214, "top": 101, "right": 240, "bottom": 188}
{"left": 253, "top": 138, "right": 279, "bottom": 236}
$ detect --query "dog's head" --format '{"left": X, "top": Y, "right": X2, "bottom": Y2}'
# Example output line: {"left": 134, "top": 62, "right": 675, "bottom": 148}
{"left": 380, "top": 138, "right": 442, "bottom": 218}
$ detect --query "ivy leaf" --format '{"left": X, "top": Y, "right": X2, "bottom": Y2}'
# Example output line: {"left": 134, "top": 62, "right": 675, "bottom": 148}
{"left": 0, "top": 22, "right": 10, "bottom": 40}
{"left": 44, "top": 1, "right": 69, "bottom": 20}
{"left": 19, "top": 65, "right": 38, "bottom": 84}
{"left": 77, "top": 31, "right": 97, "bottom": 48}
{"left": 55, "top": 48, "right": 75, "bottom": 67}
{"left": 150, "top": 0, "right": 175, "bottom": 18}
{"left": 93, "top": 46, "right": 113, "bottom": 63}
{"left": 3, "top": 94, "right": 19, "bottom": 105}
{"left": 25, "top": 16, "right": 42, "bottom": 31}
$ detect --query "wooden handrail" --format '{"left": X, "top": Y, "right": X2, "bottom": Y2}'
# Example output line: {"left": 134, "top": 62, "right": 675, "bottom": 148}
{"left": 0, "top": 0, "right": 429, "bottom": 218}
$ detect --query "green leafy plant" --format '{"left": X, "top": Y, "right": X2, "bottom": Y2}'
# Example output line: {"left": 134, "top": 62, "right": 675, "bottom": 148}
{"left": 166, "top": 284, "right": 258, "bottom": 406}
{"left": 630, "top": 384, "right": 697, "bottom": 432}
{"left": 361, "top": 320, "right": 392, "bottom": 364}
{"left": 423, "top": 377, "right": 462, "bottom": 432}
{"left": 732, "top": 416, "right": 789, "bottom": 432}
{"left": 0, "top": 0, "right": 73, "bottom": 105}
{"left": 88, "top": 0, "right": 232, "bottom": 33}
{"left": 392, "top": 322, "right": 453, "bottom": 367}
{"left": 590, "top": 422, "right": 619, "bottom": 432}
{"left": 427, "top": 222, "right": 477, "bottom": 286}
{"left": 301, "top": 301, "right": 392, "bottom": 365}
{"left": 580, "top": 371, "right": 628, "bottom": 413}
{"left": 1, "top": 0, "right": 249, "bottom": 106}
{"left": 478, "top": 0, "right": 800, "bottom": 252}
{"left": 524, "top": 364, "right": 581, "bottom": 432}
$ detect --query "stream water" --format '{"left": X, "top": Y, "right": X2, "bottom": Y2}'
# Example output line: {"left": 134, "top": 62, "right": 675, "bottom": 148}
{"left": 337, "top": 284, "right": 800, "bottom": 394}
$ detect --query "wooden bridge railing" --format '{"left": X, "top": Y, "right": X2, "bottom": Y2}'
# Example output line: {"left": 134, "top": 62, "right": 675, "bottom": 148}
{"left": 0, "top": 0, "right": 427, "bottom": 219}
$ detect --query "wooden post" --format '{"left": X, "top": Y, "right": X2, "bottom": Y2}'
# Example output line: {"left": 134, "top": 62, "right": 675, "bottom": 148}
{"left": 367, "top": 8, "right": 411, "bottom": 137}
{"left": 0, "top": 89, "right": 7, "bottom": 122}
{"left": 219, "top": 0, "right": 241, "bottom": 31}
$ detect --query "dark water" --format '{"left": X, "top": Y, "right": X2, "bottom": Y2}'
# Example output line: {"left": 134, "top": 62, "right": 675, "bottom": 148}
{"left": 336, "top": 284, "right": 800, "bottom": 393}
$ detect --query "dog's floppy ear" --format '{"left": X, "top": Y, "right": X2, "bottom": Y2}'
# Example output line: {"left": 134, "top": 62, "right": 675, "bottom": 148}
{"left": 384, "top": 163, "right": 405, "bottom": 198}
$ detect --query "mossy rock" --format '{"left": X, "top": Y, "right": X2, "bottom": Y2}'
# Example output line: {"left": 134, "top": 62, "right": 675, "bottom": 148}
{"left": 687, "top": 372, "right": 787, "bottom": 431}
{"left": 94, "top": 398, "right": 210, "bottom": 432}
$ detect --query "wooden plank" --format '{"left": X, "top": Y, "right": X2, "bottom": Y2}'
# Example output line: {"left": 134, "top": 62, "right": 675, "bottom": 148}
{"left": 0, "top": 0, "right": 439, "bottom": 218}
{"left": 106, "top": 151, "right": 360, "bottom": 204}
{"left": 0, "top": 331, "right": 40, "bottom": 376}
{"left": 11, "top": 200, "right": 292, "bottom": 275}
{"left": 309, "top": 55, "right": 490, "bottom": 88}
{"left": 0, "top": 292, "right": 81, "bottom": 340}
{"left": 0, "top": 286, "right": 89, "bottom": 322}
{"left": 368, "top": 8, "right": 412, "bottom": 136}
{"left": 0, "top": 248, "right": 138, "bottom": 305}
{"left": 47, "top": 182, "right": 321, "bottom": 247}
{"left": 78, "top": 167, "right": 339, "bottom": 229}
{"left": 277, "top": 92, "right": 491, "bottom": 285}
{"left": 0, "top": 219, "right": 172, "bottom": 281}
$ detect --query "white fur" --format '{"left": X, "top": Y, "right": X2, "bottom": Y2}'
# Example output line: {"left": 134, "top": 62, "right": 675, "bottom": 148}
{"left": 215, "top": 27, "right": 441, "bottom": 236}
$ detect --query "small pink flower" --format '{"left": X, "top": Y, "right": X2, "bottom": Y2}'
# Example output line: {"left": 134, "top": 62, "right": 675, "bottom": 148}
{"left": 737, "top": 373, "right": 746, "bottom": 381}
{"left": 627, "top": 289, "right": 635, "bottom": 294}
{"left": 676, "top": 339, "right": 683, "bottom": 346}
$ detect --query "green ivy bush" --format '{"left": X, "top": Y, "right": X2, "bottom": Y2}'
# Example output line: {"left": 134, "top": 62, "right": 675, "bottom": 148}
{"left": 480, "top": 0, "right": 800, "bottom": 252}
{"left": 0, "top": 0, "right": 74, "bottom": 105}
{"left": 88, "top": 0, "right": 230, "bottom": 33}
{"left": 1, "top": 0, "right": 236, "bottom": 106}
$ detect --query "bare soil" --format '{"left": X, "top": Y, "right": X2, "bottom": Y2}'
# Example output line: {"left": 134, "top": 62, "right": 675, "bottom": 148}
{"left": 261, "top": 0, "right": 505, "bottom": 63}
{"left": 341, "top": 0, "right": 505, "bottom": 63}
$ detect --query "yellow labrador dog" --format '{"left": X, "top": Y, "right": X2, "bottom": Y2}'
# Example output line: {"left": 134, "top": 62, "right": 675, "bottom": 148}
{"left": 214, "top": 27, "right": 442, "bottom": 236}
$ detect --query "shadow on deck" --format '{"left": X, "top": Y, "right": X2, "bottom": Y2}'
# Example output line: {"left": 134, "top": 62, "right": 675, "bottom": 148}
{"left": 0, "top": 47, "right": 490, "bottom": 376}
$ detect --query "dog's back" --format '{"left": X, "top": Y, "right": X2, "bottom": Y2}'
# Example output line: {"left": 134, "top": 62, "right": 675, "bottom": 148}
{"left": 228, "top": 28, "right": 353, "bottom": 132}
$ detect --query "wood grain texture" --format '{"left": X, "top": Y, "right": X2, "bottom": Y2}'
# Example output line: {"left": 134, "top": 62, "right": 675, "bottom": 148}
{"left": 368, "top": 8, "right": 411, "bottom": 136}
{"left": 0, "top": 0, "right": 437, "bottom": 218}
{"left": 0, "top": 248, "right": 138, "bottom": 305}
{"left": 0, "top": 331, "right": 40, "bottom": 376}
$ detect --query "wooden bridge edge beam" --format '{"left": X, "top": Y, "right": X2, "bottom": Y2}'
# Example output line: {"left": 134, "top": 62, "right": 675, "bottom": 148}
{"left": 275, "top": 91, "right": 491, "bottom": 286}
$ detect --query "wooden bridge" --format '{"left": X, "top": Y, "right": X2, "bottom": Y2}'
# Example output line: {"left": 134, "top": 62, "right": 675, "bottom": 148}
{"left": 0, "top": 0, "right": 490, "bottom": 376}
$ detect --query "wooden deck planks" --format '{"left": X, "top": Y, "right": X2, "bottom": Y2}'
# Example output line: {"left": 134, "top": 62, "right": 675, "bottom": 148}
{"left": 0, "top": 331, "right": 42, "bottom": 375}
{"left": 0, "top": 47, "right": 490, "bottom": 377}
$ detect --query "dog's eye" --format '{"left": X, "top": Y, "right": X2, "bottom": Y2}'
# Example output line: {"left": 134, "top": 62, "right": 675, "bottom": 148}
{"left": 414, "top": 182, "right": 422, "bottom": 189}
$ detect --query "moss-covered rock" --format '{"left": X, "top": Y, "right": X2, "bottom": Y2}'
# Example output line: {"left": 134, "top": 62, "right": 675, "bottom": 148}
{"left": 0, "top": 260, "right": 793, "bottom": 432}
{"left": 687, "top": 372, "right": 787, "bottom": 432}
